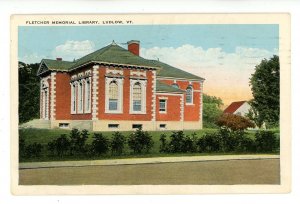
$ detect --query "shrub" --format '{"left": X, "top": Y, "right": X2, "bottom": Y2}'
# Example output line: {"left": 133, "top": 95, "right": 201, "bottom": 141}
{"left": 255, "top": 131, "right": 279, "bottom": 152}
{"left": 167, "top": 131, "right": 198, "bottom": 153}
{"left": 25, "top": 142, "right": 43, "bottom": 158}
{"left": 19, "top": 138, "right": 26, "bottom": 158}
{"left": 110, "top": 131, "right": 126, "bottom": 155}
{"left": 48, "top": 134, "right": 71, "bottom": 157}
{"left": 128, "top": 128, "right": 154, "bottom": 154}
{"left": 69, "top": 129, "right": 89, "bottom": 155}
{"left": 216, "top": 113, "right": 255, "bottom": 131}
{"left": 159, "top": 133, "right": 168, "bottom": 153}
{"left": 91, "top": 133, "right": 110, "bottom": 155}
{"left": 197, "top": 132, "right": 221, "bottom": 152}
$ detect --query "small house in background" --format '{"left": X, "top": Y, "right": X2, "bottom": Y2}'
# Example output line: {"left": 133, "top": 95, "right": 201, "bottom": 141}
{"left": 223, "top": 101, "right": 251, "bottom": 117}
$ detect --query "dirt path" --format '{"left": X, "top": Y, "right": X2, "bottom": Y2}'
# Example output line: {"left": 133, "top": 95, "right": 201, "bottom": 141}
{"left": 19, "top": 159, "right": 280, "bottom": 185}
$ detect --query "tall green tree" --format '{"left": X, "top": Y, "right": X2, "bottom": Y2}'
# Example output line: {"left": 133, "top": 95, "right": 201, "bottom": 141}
{"left": 203, "top": 94, "right": 223, "bottom": 128}
{"left": 19, "top": 62, "right": 40, "bottom": 123}
{"left": 249, "top": 55, "right": 279, "bottom": 128}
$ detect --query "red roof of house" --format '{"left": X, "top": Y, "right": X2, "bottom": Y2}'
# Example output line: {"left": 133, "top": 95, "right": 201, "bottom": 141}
{"left": 223, "top": 101, "right": 247, "bottom": 114}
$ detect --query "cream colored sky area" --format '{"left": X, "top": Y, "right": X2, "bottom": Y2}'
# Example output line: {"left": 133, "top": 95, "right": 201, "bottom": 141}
{"left": 141, "top": 45, "right": 277, "bottom": 107}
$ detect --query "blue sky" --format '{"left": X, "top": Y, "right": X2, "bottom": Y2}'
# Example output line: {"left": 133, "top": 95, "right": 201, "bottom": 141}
{"left": 18, "top": 24, "right": 279, "bottom": 105}
{"left": 19, "top": 24, "right": 278, "bottom": 59}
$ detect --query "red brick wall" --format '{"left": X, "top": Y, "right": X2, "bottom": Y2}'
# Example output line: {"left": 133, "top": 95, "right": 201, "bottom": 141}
{"left": 55, "top": 72, "right": 71, "bottom": 120}
{"left": 158, "top": 79, "right": 201, "bottom": 121}
{"left": 156, "top": 94, "right": 181, "bottom": 121}
{"left": 98, "top": 67, "right": 153, "bottom": 121}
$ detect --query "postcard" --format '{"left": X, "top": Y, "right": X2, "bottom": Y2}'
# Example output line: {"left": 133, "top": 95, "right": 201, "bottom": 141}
{"left": 11, "top": 13, "right": 291, "bottom": 194}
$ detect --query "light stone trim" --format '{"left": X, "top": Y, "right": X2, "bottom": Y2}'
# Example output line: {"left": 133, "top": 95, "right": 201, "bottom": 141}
{"left": 40, "top": 76, "right": 50, "bottom": 120}
{"left": 106, "top": 68, "right": 123, "bottom": 75}
{"left": 180, "top": 94, "right": 184, "bottom": 122}
{"left": 105, "top": 77, "right": 124, "bottom": 114}
{"left": 129, "top": 78, "right": 147, "bottom": 114}
{"left": 151, "top": 70, "right": 156, "bottom": 121}
{"left": 50, "top": 72, "right": 57, "bottom": 120}
{"left": 92, "top": 65, "right": 99, "bottom": 120}
{"left": 131, "top": 70, "right": 146, "bottom": 77}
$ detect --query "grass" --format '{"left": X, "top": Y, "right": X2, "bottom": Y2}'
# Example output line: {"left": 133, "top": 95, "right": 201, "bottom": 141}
{"left": 19, "top": 128, "right": 278, "bottom": 163}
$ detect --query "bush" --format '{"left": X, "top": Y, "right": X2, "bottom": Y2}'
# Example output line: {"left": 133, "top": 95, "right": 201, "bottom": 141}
{"left": 91, "top": 133, "right": 110, "bottom": 155}
{"left": 128, "top": 128, "right": 154, "bottom": 154}
{"left": 110, "top": 131, "right": 126, "bottom": 155}
{"left": 197, "top": 132, "right": 221, "bottom": 152}
{"left": 255, "top": 131, "right": 279, "bottom": 152}
{"left": 159, "top": 133, "right": 168, "bottom": 153}
{"left": 216, "top": 113, "right": 255, "bottom": 131}
{"left": 19, "top": 138, "right": 26, "bottom": 158}
{"left": 47, "top": 134, "right": 71, "bottom": 157}
{"left": 167, "top": 131, "right": 198, "bottom": 153}
{"left": 25, "top": 142, "right": 43, "bottom": 158}
{"left": 69, "top": 129, "right": 89, "bottom": 155}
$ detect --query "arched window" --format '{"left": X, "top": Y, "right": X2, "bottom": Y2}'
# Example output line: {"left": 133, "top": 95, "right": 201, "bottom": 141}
{"left": 172, "top": 83, "right": 179, "bottom": 89}
{"left": 77, "top": 81, "right": 84, "bottom": 113}
{"left": 132, "top": 82, "right": 142, "bottom": 111}
{"left": 186, "top": 85, "right": 193, "bottom": 104}
{"left": 71, "top": 83, "right": 76, "bottom": 113}
{"left": 84, "top": 79, "right": 91, "bottom": 113}
{"left": 109, "top": 81, "right": 118, "bottom": 110}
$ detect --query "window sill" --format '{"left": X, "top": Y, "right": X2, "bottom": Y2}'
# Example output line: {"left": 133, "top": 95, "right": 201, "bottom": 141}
{"left": 105, "top": 110, "right": 123, "bottom": 114}
{"left": 186, "top": 103, "right": 195, "bottom": 106}
{"left": 159, "top": 111, "right": 167, "bottom": 114}
{"left": 130, "top": 111, "right": 147, "bottom": 115}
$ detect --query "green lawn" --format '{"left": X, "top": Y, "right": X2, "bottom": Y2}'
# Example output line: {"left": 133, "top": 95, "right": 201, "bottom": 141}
{"left": 19, "top": 128, "right": 278, "bottom": 163}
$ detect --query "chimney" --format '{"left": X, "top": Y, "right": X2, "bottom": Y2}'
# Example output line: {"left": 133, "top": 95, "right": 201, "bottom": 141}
{"left": 127, "top": 40, "right": 140, "bottom": 56}
{"left": 56, "top": 57, "right": 62, "bottom": 61}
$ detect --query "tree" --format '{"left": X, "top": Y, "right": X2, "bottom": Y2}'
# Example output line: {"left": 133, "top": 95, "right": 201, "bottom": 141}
{"left": 202, "top": 94, "right": 223, "bottom": 128}
{"left": 249, "top": 55, "right": 279, "bottom": 128}
{"left": 216, "top": 113, "right": 255, "bottom": 132}
{"left": 19, "top": 62, "right": 40, "bottom": 123}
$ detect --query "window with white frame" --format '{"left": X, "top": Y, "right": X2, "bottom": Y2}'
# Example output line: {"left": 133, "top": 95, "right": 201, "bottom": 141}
{"left": 71, "top": 83, "right": 77, "bottom": 114}
{"left": 109, "top": 81, "right": 119, "bottom": 111}
{"left": 77, "top": 81, "right": 84, "bottom": 113}
{"left": 84, "top": 78, "right": 91, "bottom": 113}
{"left": 172, "top": 83, "right": 179, "bottom": 89}
{"left": 130, "top": 79, "right": 146, "bottom": 114}
{"left": 186, "top": 85, "right": 193, "bottom": 104}
{"left": 132, "top": 82, "right": 142, "bottom": 111}
{"left": 105, "top": 77, "right": 123, "bottom": 113}
{"left": 159, "top": 99, "right": 167, "bottom": 113}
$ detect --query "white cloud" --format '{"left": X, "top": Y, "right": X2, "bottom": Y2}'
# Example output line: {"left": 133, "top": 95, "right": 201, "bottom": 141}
{"left": 19, "top": 53, "right": 46, "bottom": 64}
{"left": 52, "top": 40, "right": 95, "bottom": 61}
{"left": 141, "top": 45, "right": 278, "bottom": 105}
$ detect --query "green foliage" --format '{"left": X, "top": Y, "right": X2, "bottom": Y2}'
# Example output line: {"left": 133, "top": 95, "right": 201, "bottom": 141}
{"left": 163, "top": 131, "right": 198, "bottom": 153}
{"left": 127, "top": 128, "right": 154, "bottom": 154}
{"left": 110, "top": 131, "right": 126, "bottom": 155}
{"left": 249, "top": 55, "right": 280, "bottom": 128}
{"left": 245, "top": 103, "right": 265, "bottom": 128}
{"left": 255, "top": 131, "right": 279, "bottom": 152}
{"left": 197, "top": 132, "right": 221, "bottom": 152}
{"left": 25, "top": 142, "right": 43, "bottom": 158}
{"left": 48, "top": 134, "right": 71, "bottom": 157}
{"left": 216, "top": 113, "right": 255, "bottom": 131}
{"left": 69, "top": 129, "right": 89, "bottom": 155}
{"left": 91, "top": 133, "right": 110, "bottom": 156}
{"left": 202, "top": 94, "right": 223, "bottom": 128}
{"left": 19, "top": 138, "right": 26, "bottom": 158}
{"left": 18, "top": 62, "right": 40, "bottom": 124}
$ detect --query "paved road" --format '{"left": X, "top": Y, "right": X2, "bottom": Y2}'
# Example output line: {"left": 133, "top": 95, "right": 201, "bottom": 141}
{"left": 19, "top": 159, "right": 280, "bottom": 185}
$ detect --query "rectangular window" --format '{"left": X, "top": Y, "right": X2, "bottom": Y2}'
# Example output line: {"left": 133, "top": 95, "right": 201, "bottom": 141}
{"left": 84, "top": 79, "right": 91, "bottom": 113}
{"left": 59, "top": 123, "right": 69, "bottom": 128}
{"left": 108, "top": 124, "right": 119, "bottom": 129}
{"left": 109, "top": 99, "right": 118, "bottom": 110}
{"left": 159, "top": 124, "right": 166, "bottom": 129}
{"left": 159, "top": 99, "right": 167, "bottom": 112}
{"left": 133, "top": 100, "right": 141, "bottom": 111}
{"left": 132, "top": 124, "right": 142, "bottom": 129}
